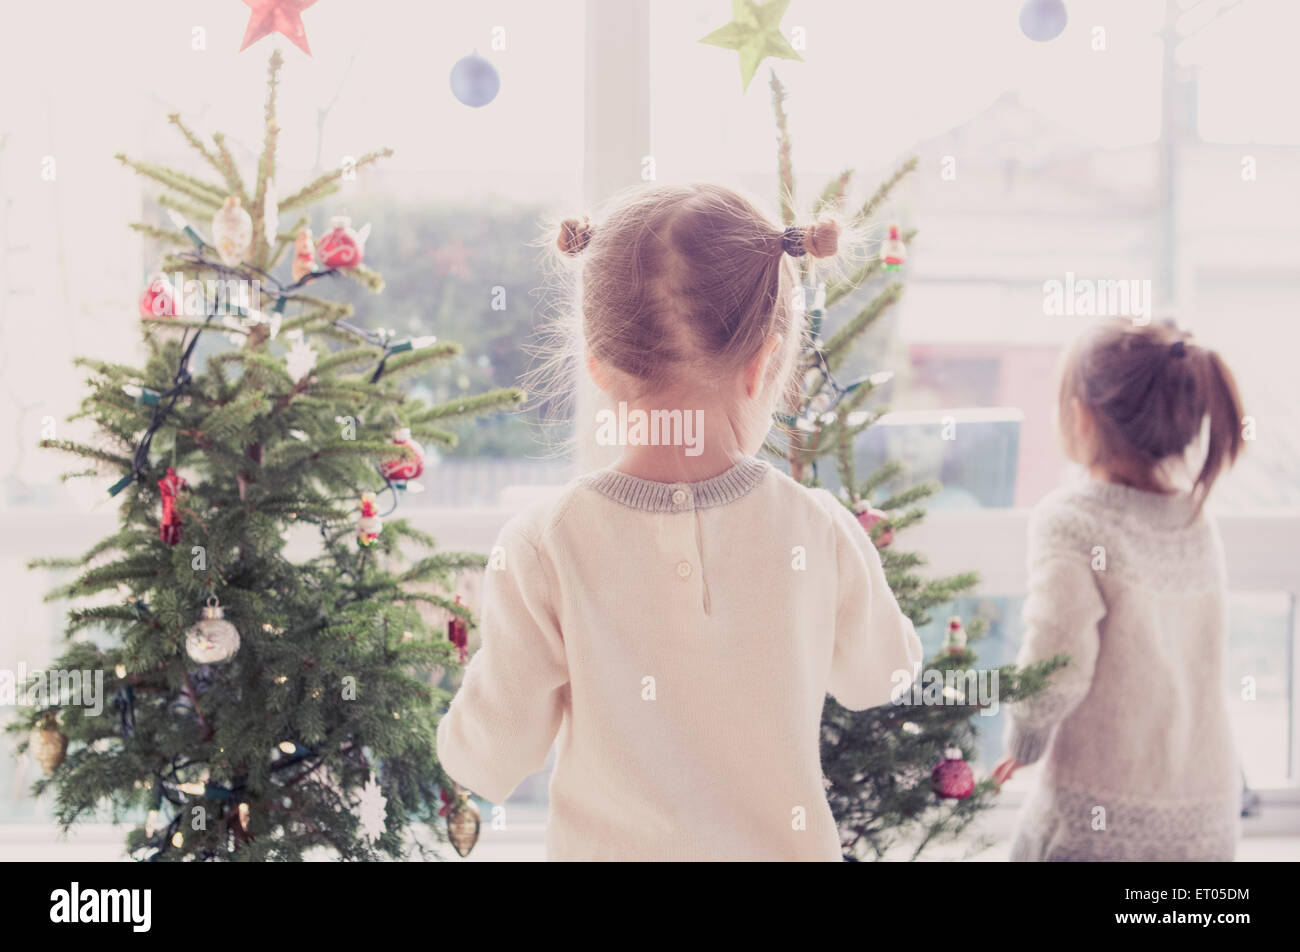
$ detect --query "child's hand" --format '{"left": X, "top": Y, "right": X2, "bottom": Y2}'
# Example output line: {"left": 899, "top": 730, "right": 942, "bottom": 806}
{"left": 991, "top": 756, "right": 1022, "bottom": 789}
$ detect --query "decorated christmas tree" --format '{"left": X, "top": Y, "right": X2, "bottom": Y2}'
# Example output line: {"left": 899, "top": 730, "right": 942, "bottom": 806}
{"left": 703, "top": 1, "right": 1062, "bottom": 859}
{"left": 10, "top": 52, "right": 522, "bottom": 861}
{"left": 766, "top": 71, "right": 1062, "bottom": 861}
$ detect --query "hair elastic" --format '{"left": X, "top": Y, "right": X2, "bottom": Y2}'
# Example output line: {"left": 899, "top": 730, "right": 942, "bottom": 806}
{"left": 780, "top": 226, "right": 806, "bottom": 257}
{"left": 1169, "top": 340, "right": 1187, "bottom": 358}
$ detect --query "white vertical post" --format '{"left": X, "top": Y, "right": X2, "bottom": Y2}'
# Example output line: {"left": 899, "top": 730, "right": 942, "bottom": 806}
{"left": 573, "top": 0, "right": 651, "bottom": 473}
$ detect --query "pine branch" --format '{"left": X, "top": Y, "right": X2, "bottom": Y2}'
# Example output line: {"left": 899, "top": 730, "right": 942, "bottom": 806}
{"left": 167, "top": 111, "right": 245, "bottom": 208}
{"left": 156, "top": 193, "right": 221, "bottom": 227}
{"left": 822, "top": 282, "right": 904, "bottom": 371}
{"left": 313, "top": 346, "right": 382, "bottom": 376}
{"left": 406, "top": 424, "right": 457, "bottom": 447}
{"left": 876, "top": 482, "right": 939, "bottom": 511}
{"left": 114, "top": 154, "right": 226, "bottom": 208}
{"left": 251, "top": 50, "right": 284, "bottom": 268}
{"left": 129, "top": 222, "right": 188, "bottom": 246}
{"left": 209, "top": 133, "right": 250, "bottom": 207}
{"left": 335, "top": 264, "right": 385, "bottom": 293}
{"left": 769, "top": 71, "right": 797, "bottom": 227}
{"left": 815, "top": 169, "right": 854, "bottom": 217}
{"left": 859, "top": 460, "right": 904, "bottom": 497}
{"left": 410, "top": 387, "right": 526, "bottom": 424}
{"left": 851, "top": 156, "right": 918, "bottom": 226}
{"left": 39, "top": 439, "right": 131, "bottom": 468}
{"left": 279, "top": 149, "right": 393, "bottom": 211}
{"left": 368, "top": 342, "right": 462, "bottom": 381}
{"left": 400, "top": 553, "right": 487, "bottom": 585}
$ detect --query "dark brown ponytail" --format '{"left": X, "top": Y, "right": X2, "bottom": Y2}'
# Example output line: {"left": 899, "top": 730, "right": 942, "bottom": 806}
{"left": 1059, "top": 319, "right": 1244, "bottom": 515}
{"left": 1194, "top": 347, "right": 1245, "bottom": 509}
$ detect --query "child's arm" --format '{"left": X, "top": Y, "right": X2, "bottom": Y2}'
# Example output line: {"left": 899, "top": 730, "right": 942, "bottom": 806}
{"left": 819, "top": 494, "right": 924, "bottom": 711}
{"left": 1002, "top": 507, "right": 1106, "bottom": 767}
{"left": 436, "top": 525, "right": 568, "bottom": 804}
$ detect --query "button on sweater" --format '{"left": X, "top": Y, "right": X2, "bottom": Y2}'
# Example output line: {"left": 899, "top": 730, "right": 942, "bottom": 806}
{"left": 1005, "top": 480, "right": 1241, "bottom": 861}
{"left": 435, "top": 456, "right": 922, "bottom": 861}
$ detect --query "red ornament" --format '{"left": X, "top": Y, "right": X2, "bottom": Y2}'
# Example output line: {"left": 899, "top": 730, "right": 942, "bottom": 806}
{"left": 932, "top": 748, "right": 975, "bottom": 800}
{"left": 854, "top": 504, "right": 894, "bottom": 548}
{"left": 317, "top": 216, "right": 369, "bottom": 269}
{"left": 139, "top": 275, "right": 177, "bottom": 319}
{"left": 448, "top": 596, "right": 469, "bottom": 664}
{"left": 239, "top": 0, "right": 317, "bottom": 56}
{"left": 158, "top": 467, "right": 186, "bottom": 546}
{"left": 379, "top": 428, "right": 425, "bottom": 485}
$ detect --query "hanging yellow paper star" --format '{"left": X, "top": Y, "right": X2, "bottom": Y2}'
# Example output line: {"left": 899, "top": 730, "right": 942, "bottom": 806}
{"left": 700, "top": 0, "right": 804, "bottom": 91}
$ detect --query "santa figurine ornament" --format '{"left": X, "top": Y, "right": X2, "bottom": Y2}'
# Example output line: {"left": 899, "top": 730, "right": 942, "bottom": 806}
{"left": 945, "top": 616, "right": 968, "bottom": 656}
{"left": 880, "top": 223, "right": 907, "bottom": 272}
{"left": 379, "top": 428, "right": 425, "bottom": 488}
{"left": 317, "top": 216, "right": 370, "bottom": 269}
{"left": 158, "top": 467, "right": 186, "bottom": 545}
{"left": 292, "top": 227, "right": 318, "bottom": 283}
{"left": 357, "top": 492, "right": 383, "bottom": 548}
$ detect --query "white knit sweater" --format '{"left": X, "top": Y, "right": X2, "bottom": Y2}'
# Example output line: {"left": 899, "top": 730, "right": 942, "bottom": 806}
{"left": 436, "top": 457, "right": 922, "bottom": 861}
{"left": 1005, "top": 480, "right": 1241, "bottom": 861}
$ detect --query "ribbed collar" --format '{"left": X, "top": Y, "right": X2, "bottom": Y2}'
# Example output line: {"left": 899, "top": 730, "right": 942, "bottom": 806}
{"left": 583, "top": 456, "right": 770, "bottom": 512}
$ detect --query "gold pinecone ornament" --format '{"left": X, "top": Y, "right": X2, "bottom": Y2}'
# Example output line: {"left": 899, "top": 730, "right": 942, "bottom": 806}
{"left": 30, "top": 712, "right": 68, "bottom": 775}
{"left": 446, "top": 791, "right": 481, "bottom": 858}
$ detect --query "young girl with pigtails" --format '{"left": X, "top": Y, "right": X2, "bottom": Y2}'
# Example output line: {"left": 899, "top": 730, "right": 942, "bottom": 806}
{"left": 437, "top": 184, "right": 920, "bottom": 861}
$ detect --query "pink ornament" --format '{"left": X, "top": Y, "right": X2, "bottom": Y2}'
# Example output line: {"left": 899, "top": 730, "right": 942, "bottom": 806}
{"left": 139, "top": 275, "right": 177, "bottom": 319}
{"left": 317, "top": 216, "right": 369, "bottom": 269}
{"left": 931, "top": 748, "right": 975, "bottom": 800}
{"left": 379, "top": 428, "right": 425, "bottom": 484}
{"left": 448, "top": 595, "right": 469, "bottom": 663}
{"left": 854, "top": 504, "right": 894, "bottom": 547}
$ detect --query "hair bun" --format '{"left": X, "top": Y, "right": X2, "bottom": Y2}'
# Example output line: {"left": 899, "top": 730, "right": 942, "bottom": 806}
{"left": 557, "top": 217, "right": 593, "bottom": 256}
{"left": 803, "top": 220, "right": 840, "bottom": 258}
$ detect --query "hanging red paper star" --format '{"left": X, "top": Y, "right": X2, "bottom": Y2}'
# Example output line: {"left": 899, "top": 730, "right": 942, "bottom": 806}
{"left": 240, "top": 0, "right": 318, "bottom": 56}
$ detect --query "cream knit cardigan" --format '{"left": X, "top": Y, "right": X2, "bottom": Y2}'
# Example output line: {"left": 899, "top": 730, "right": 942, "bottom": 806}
{"left": 1005, "top": 480, "right": 1241, "bottom": 861}
{"left": 436, "top": 457, "right": 922, "bottom": 861}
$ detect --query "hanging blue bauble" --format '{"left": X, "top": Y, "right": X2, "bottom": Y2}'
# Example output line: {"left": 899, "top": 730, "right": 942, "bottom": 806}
{"left": 449, "top": 51, "right": 500, "bottom": 108}
{"left": 1019, "top": 0, "right": 1068, "bottom": 42}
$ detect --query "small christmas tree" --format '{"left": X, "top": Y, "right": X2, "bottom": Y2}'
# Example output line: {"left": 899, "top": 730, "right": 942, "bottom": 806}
{"left": 764, "top": 71, "right": 1063, "bottom": 860}
{"left": 11, "top": 52, "right": 522, "bottom": 861}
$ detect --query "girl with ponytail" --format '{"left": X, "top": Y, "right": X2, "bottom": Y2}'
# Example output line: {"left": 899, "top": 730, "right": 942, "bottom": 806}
{"left": 994, "top": 318, "right": 1247, "bottom": 861}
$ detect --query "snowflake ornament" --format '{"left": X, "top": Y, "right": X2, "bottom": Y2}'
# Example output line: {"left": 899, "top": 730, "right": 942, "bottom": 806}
{"left": 284, "top": 330, "right": 317, "bottom": 382}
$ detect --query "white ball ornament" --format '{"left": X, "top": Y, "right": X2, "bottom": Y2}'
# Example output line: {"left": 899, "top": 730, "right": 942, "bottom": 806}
{"left": 185, "top": 596, "right": 242, "bottom": 664}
